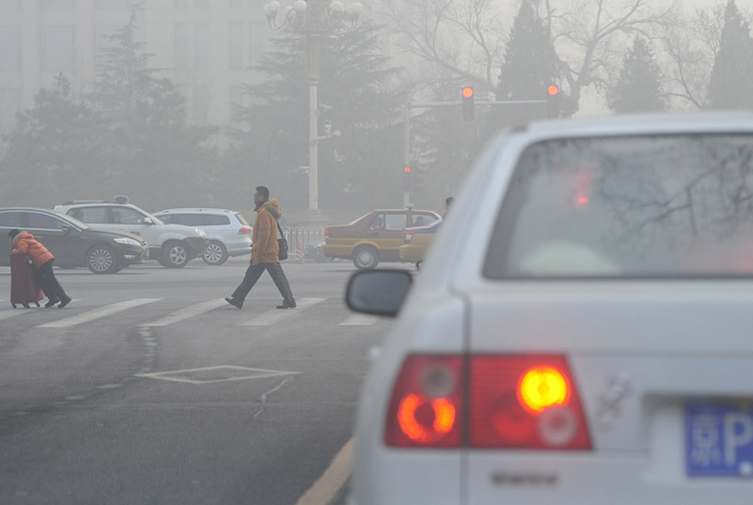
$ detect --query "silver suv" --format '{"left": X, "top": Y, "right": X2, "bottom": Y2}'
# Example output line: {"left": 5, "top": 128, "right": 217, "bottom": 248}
{"left": 53, "top": 201, "right": 208, "bottom": 268}
{"left": 153, "top": 208, "right": 252, "bottom": 265}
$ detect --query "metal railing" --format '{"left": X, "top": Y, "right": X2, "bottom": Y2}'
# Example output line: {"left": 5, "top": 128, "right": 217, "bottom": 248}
{"left": 280, "top": 225, "right": 326, "bottom": 261}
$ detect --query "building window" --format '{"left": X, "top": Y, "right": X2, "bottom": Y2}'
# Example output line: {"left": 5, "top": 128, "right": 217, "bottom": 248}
{"left": 95, "top": 0, "right": 130, "bottom": 8}
{"left": 0, "top": 26, "right": 20, "bottom": 72}
{"left": 94, "top": 25, "right": 120, "bottom": 68}
{"left": 249, "top": 24, "right": 263, "bottom": 67}
{"left": 195, "top": 24, "right": 207, "bottom": 70}
{"left": 229, "top": 23, "right": 242, "bottom": 70}
{"left": 175, "top": 23, "right": 189, "bottom": 69}
{"left": 0, "top": 0, "right": 20, "bottom": 8}
{"left": 0, "top": 88, "right": 20, "bottom": 132}
{"left": 40, "top": 26, "right": 74, "bottom": 72}
{"left": 41, "top": 0, "right": 75, "bottom": 8}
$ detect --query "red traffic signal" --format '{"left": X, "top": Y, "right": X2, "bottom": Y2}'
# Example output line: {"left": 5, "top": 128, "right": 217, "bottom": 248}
{"left": 461, "top": 86, "right": 475, "bottom": 121}
{"left": 404, "top": 166, "right": 412, "bottom": 173}
{"left": 548, "top": 84, "right": 559, "bottom": 96}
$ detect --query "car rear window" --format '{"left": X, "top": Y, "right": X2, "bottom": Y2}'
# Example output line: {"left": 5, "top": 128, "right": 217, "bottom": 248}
{"left": 235, "top": 213, "right": 249, "bottom": 226}
{"left": 484, "top": 134, "right": 753, "bottom": 279}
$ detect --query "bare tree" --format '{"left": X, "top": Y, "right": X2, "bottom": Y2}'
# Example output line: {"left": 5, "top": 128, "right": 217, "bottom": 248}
{"left": 538, "top": 0, "right": 680, "bottom": 111}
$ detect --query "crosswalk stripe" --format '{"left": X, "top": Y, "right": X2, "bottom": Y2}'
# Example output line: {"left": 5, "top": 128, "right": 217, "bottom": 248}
{"left": 139, "top": 298, "right": 228, "bottom": 327}
{"left": 241, "top": 298, "right": 326, "bottom": 326}
{"left": 37, "top": 298, "right": 162, "bottom": 328}
{"left": 338, "top": 314, "right": 379, "bottom": 326}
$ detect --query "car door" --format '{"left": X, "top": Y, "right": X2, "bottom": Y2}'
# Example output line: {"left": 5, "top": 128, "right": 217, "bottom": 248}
{"left": 374, "top": 212, "right": 408, "bottom": 260}
{"left": 23, "top": 211, "right": 78, "bottom": 265}
{"left": 110, "top": 206, "right": 159, "bottom": 247}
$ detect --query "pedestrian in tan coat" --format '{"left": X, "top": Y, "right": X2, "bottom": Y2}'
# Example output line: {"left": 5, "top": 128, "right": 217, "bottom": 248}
{"left": 225, "top": 186, "right": 296, "bottom": 310}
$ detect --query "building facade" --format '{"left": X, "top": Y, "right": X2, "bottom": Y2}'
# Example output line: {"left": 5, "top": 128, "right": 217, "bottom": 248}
{"left": 0, "top": 0, "right": 268, "bottom": 136}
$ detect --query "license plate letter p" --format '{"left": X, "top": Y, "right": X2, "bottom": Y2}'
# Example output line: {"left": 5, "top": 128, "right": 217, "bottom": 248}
{"left": 725, "top": 412, "right": 753, "bottom": 468}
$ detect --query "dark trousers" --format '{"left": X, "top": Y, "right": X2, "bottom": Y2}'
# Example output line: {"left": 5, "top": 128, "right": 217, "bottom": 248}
{"left": 37, "top": 260, "right": 68, "bottom": 301}
{"left": 231, "top": 262, "right": 294, "bottom": 303}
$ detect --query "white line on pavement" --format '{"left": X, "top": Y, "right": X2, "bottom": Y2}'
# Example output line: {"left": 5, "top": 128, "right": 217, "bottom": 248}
{"left": 37, "top": 298, "right": 162, "bottom": 328}
{"left": 0, "top": 308, "right": 35, "bottom": 321}
{"left": 294, "top": 438, "right": 353, "bottom": 505}
{"left": 139, "top": 298, "right": 229, "bottom": 327}
{"left": 339, "top": 314, "right": 379, "bottom": 326}
{"left": 241, "top": 298, "right": 327, "bottom": 326}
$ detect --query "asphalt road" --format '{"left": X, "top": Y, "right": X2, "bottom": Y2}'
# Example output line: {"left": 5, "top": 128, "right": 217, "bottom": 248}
{"left": 0, "top": 257, "right": 399, "bottom": 505}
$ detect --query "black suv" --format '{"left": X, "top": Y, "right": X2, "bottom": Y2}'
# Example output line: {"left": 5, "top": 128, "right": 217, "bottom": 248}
{"left": 0, "top": 208, "right": 147, "bottom": 274}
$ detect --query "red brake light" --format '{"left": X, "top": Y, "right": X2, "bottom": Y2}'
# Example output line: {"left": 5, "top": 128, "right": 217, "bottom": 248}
{"left": 385, "top": 355, "right": 464, "bottom": 448}
{"left": 238, "top": 227, "right": 252, "bottom": 235}
{"left": 325, "top": 228, "right": 330, "bottom": 238}
{"left": 405, "top": 231, "right": 415, "bottom": 244}
{"left": 469, "top": 355, "right": 591, "bottom": 450}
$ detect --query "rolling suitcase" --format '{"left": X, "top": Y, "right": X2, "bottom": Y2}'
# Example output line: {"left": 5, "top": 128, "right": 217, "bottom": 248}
{"left": 10, "top": 253, "right": 44, "bottom": 309}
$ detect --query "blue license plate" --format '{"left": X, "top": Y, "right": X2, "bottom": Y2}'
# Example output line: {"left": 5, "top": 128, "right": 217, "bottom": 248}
{"left": 686, "top": 403, "right": 753, "bottom": 477}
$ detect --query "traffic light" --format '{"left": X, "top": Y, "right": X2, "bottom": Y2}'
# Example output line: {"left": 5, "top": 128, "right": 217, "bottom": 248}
{"left": 547, "top": 84, "right": 560, "bottom": 118}
{"left": 461, "top": 86, "right": 475, "bottom": 121}
{"left": 403, "top": 166, "right": 412, "bottom": 192}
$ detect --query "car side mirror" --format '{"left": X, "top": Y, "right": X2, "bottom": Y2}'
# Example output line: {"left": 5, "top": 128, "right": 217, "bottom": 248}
{"left": 143, "top": 218, "right": 154, "bottom": 225}
{"left": 345, "top": 270, "right": 413, "bottom": 317}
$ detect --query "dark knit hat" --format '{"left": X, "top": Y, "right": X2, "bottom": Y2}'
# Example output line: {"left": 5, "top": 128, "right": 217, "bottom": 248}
{"left": 7, "top": 229, "right": 20, "bottom": 239}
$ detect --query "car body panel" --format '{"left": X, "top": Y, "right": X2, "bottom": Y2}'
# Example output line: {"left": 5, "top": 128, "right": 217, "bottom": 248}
{"left": 0, "top": 208, "right": 147, "bottom": 271}
{"left": 53, "top": 202, "right": 208, "bottom": 263}
{"left": 399, "top": 221, "right": 441, "bottom": 263}
{"left": 153, "top": 208, "right": 252, "bottom": 258}
{"left": 349, "top": 112, "right": 753, "bottom": 505}
{"left": 323, "top": 209, "right": 441, "bottom": 261}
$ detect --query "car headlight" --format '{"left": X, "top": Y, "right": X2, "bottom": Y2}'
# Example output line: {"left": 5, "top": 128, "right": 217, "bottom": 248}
{"left": 195, "top": 228, "right": 207, "bottom": 238}
{"left": 113, "top": 237, "right": 142, "bottom": 247}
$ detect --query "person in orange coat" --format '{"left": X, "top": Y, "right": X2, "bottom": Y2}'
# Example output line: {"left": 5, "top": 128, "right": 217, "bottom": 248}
{"left": 8, "top": 229, "right": 72, "bottom": 308}
{"left": 225, "top": 186, "right": 296, "bottom": 310}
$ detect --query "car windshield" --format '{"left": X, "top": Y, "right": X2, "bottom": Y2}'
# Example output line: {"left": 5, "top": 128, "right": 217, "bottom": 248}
{"left": 485, "top": 133, "right": 753, "bottom": 279}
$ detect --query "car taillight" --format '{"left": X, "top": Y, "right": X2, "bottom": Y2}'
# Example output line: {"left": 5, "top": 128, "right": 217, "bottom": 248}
{"left": 385, "top": 354, "right": 592, "bottom": 451}
{"left": 325, "top": 228, "right": 330, "bottom": 238}
{"left": 385, "top": 355, "right": 464, "bottom": 448}
{"left": 469, "top": 355, "right": 591, "bottom": 450}
{"left": 405, "top": 231, "right": 415, "bottom": 244}
{"left": 238, "top": 227, "right": 252, "bottom": 235}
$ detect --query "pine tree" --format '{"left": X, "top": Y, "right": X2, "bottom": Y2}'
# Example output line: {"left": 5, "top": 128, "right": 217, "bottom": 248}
{"left": 0, "top": 75, "right": 106, "bottom": 206}
{"left": 91, "top": 10, "right": 217, "bottom": 209}
{"left": 228, "top": 23, "right": 409, "bottom": 211}
{"left": 607, "top": 37, "right": 666, "bottom": 114}
{"left": 495, "top": 0, "right": 566, "bottom": 124}
{"left": 708, "top": 0, "right": 753, "bottom": 109}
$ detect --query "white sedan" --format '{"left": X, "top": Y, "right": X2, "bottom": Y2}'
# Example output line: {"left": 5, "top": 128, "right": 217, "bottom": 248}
{"left": 346, "top": 111, "right": 753, "bottom": 505}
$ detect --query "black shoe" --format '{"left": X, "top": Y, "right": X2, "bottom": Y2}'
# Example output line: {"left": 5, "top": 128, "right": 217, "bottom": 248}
{"left": 225, "top": 297, "right": 242, "bottom": 309}
{"left": 276, "top": 300, "right": 296, "bottom": 309}
{"left": 45, "top": 298, "right": 60, "bottom": 309}
{"left": 58, "top": 296, "right": 72, "bottom": 308}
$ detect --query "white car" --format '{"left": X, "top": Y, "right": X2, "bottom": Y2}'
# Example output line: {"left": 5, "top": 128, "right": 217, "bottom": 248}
{"left": 153, "top": 208, "right": 252, "bottom": 265}
{"left": 346, "top": 111, "right": 753, "bottom": 505}
{"left": 53, "top": 200, "right": 208, "bottom": 268}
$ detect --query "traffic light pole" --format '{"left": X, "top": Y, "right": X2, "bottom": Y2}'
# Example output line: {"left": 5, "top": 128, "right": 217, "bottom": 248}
{"left": 402, "top": 99, "right": 547, "bottom": 207}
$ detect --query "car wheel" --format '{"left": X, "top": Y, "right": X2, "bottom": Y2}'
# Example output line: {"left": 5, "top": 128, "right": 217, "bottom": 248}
{"left": 162, "top": 241, "right": 189, "bottom": 268}
{"left": 352, "top": 245, "right": 379, "bottom": 270}
{"left": 203, "top": 241, "right": 228, "bottom": 265}
{"left": 86, "top": 245, "right": 119, "bottom": 274}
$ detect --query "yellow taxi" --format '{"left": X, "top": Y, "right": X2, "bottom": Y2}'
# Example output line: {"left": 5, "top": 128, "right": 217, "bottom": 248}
{"left": 399, "top": 220, "right": 441, "bottom": 268}
{"left": 323, "top": 209, "right": 441, "bottom": 269}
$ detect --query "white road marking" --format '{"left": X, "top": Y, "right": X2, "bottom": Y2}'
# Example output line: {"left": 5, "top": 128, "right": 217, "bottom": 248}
{"left": 139, "top": 298, "right": 228, "bottom": 327}
{"left": 339, "top": 314, "right": 379, "bottom": 326}
{"left": 294, "top": 438, "right": 353, "bottom": 505}
{"left": 37, "top": 298, "right": 161, "bottom": 328}
{"left": 241, "top": 298, "right": 326, "bottom": 326}
{"left": 135, "top": 365, "right": 298, "bottom": 384}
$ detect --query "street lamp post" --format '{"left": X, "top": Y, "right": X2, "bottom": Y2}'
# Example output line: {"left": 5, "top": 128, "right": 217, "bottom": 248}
{"left": 263, "top": 0, "right": 363, "bottom": 221}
